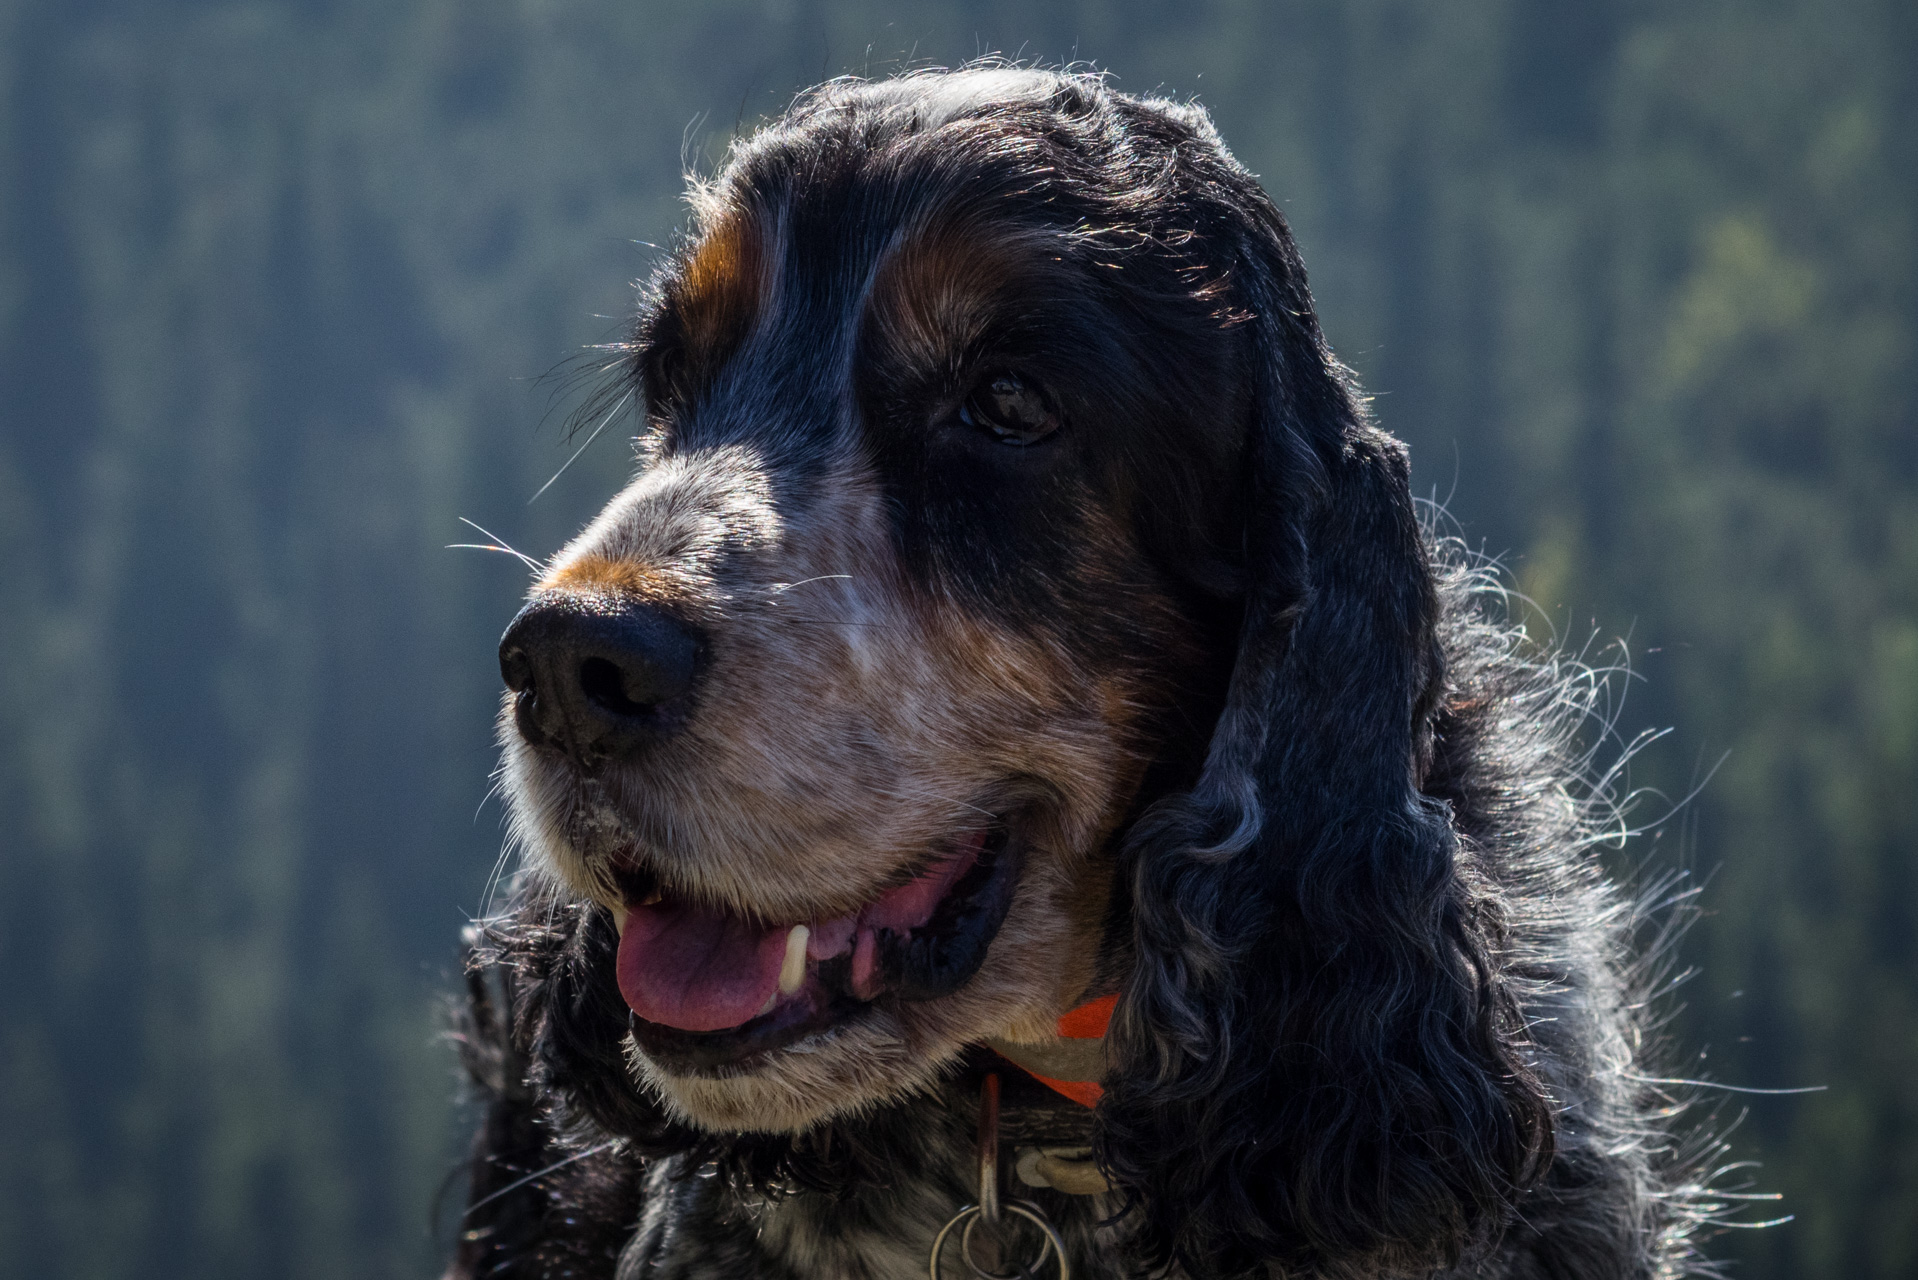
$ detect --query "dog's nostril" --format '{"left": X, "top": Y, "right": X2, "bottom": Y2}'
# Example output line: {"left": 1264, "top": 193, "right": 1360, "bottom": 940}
{"left": 591, "top": 615, "right": 698, "bottom": 709}
{"left": 580, "top": 656, "right": 654, "bottom": 715}
{"left": 500, "top": 646, "right": 535, "bottom": 694}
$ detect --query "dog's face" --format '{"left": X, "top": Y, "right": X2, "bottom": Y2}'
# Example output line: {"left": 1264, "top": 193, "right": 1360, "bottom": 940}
{"left": 496, "top": 76, "right": 1247, "bottom": 1131}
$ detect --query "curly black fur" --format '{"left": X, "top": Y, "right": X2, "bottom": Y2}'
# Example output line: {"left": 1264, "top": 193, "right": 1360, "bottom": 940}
{"left": 444, "top": 66, "right": 1719, "bottom": 1280}
{"left": 1097, "top": 177, "right": 1555, "bottom": 1277}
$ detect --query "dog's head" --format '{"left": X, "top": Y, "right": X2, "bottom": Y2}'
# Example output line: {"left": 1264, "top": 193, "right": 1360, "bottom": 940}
{"left": 496, "top": 68, "right": 1550, "bottom": 1276}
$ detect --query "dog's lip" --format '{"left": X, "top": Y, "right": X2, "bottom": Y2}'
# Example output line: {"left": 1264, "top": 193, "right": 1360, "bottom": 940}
{"left": 615, "top": 816, "right": 1029, "bottom": 1071}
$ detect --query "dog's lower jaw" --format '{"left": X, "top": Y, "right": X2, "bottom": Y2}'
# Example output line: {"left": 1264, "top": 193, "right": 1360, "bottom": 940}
{"left": 622, "top": 946, "right": 1104, "bottom": 1133}
{"left": 594, "top": 814, "right": 1113, "bottom": 1133}
{"left": 622, "top": 958, "right": 1089, "bottom": 1134}
{"left": 627, "top": 1017, "right": 969, "bottom": 1133}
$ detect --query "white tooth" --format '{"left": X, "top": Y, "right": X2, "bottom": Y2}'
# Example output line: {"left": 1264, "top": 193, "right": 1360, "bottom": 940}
{"left": 758, "top": 991, "right": 778, "bottom": 1017}
{"left": 637, "top": 889, "right": 663, "bottom": 907}
{"left": 611, "top": 904, "right": 630, "bottom": 936}
{"left": 779, "top": 924, "right": 810, "bottom": 995}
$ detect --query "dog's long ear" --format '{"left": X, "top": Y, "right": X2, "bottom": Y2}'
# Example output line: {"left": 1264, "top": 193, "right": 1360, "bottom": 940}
{"left": 1099, "top": 190, "right": 1553, "bottom": 1278}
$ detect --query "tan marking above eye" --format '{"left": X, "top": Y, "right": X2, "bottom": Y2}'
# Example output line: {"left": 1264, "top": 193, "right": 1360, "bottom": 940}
{"left": 665, "top": 212, "right": 768, "bottom": 383}
{"left": 864, "top": 224, "right": 1020, "bottom": 368}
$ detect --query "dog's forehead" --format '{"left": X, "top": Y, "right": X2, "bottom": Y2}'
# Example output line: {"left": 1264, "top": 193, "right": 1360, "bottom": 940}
{"left": 657, "top": 156, "right": 1087, "bottom": 460}
{"left": 681, "top": 141, "right": 1068, "bottom": 320}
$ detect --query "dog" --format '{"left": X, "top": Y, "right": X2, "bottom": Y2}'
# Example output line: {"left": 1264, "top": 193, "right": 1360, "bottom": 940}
{"left": 445, "top": 67, "right": 1708, "bottom": 1279}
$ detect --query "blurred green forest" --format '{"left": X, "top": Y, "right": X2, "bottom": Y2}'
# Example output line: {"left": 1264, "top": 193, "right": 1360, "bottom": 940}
{"left": 1, "top": 1, "right": 1912, "bottom": 1276}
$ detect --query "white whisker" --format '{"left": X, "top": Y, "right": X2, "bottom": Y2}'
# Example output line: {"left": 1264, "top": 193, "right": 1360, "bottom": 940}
{"left": 529, "top": 388, "right": 633, "bottom": 505}
{"left": 452, "top": 517, "right": 543, "bottom": 573}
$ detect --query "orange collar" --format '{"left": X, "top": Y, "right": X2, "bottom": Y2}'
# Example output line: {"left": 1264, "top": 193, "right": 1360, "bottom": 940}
{"left": 987, "top": 993, "right": 1116, "bottom": 1108}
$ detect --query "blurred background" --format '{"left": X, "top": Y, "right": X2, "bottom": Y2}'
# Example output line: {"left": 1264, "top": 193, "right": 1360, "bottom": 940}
{"left": 1, "top": 1, "right": 1912, "bottom": 1276}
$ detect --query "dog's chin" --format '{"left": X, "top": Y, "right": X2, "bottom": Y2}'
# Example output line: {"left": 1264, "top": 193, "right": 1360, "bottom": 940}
{"left": 628, "top": 1009, "right": 971, "bottom": 1132}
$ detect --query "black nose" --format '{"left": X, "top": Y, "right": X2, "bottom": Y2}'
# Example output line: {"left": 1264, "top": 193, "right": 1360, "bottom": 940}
{"left": 498, "top": 593, "right": 701, "bottom": 766}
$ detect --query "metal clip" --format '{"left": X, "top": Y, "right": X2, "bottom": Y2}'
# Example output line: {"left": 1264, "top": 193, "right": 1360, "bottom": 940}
{"left": 929, "top": 1073, "right": 1070, "bottom": 1280}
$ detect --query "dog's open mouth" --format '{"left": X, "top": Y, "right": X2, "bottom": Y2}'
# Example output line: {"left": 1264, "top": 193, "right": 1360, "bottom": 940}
{"left": 612, "top": 817, "right": 1026, "bottom": 1073}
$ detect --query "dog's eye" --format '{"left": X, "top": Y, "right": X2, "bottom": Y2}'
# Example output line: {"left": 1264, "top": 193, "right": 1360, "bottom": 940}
{"left": 959, "top": 373, "right": 1060, "bottom": 446}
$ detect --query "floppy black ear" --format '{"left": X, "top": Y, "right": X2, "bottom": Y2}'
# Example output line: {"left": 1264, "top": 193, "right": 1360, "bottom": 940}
{"left": 1099, "top": 195, "right": 1553, "bottom": 1278}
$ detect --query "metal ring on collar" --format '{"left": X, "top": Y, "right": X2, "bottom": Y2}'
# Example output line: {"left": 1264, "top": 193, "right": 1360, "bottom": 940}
{"left": 928, "top": 1200, "right": 1070, "bottom": 1280}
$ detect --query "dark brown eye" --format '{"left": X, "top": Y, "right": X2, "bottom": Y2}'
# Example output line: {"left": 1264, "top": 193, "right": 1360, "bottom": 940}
{"left": 959, "top": 372, "right": 1060, "bottom": 446}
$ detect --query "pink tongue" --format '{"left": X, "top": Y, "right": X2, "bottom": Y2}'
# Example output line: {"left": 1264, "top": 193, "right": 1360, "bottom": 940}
{"left": 616, "top": 901, "right": 787, "bottom": 1032}
{"left": 614, "top": 831, "right": 988, "bottom": 1034}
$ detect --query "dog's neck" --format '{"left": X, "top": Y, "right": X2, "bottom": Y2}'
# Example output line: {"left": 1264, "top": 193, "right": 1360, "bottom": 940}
{"left": 617, "top": 1054, "right": 1125, "bottom": 1279}
{"left": 613, "top": 1059, "right": 1120, "bottom": 1274}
